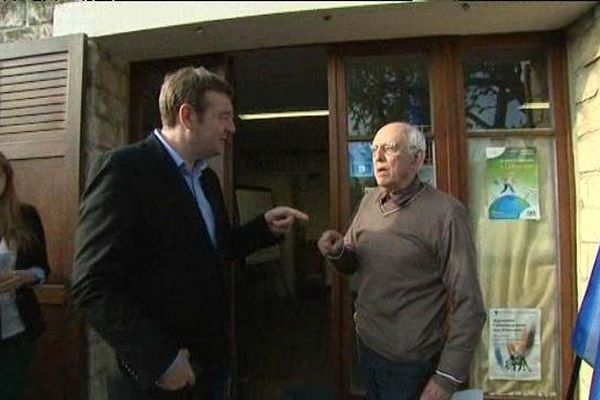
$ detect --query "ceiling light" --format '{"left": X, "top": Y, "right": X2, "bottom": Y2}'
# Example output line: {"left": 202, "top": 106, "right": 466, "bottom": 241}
{"left": 518, "top": 102, "right": 550, "bottom": 110}
{"left": 238, "top": 109, "right": 329, "bottom": 121}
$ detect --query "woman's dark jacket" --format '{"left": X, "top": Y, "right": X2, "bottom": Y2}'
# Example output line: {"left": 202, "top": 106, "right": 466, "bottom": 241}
{"left": 0, "top": 203, "right": 50, "bottom": 340}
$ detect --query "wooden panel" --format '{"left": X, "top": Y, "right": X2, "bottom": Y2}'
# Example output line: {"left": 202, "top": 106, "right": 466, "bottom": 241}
{"left": 36, "top": 284, "right": 68, "bottom": 306}
{"left": 0, "top": 112, "right": 65, "bottom": 127}
{"left": 0, "top": 69, "right": 68, "bottom": 85}
{"left": 0, "top": 34, "right": 85, "bottom": 400}
{"left": 0, "top": 95, "right": 66, "bottom": 111}
{"left": 11, "top": 157, "right": 69, "bottom": 283}
{"left": 0, "top": 52, "right": 67, "bottom": 68}
{"left": 24, "top": 304, "right": 83, "bottom": 400}
{"left": 0, "top": 120, "right": 65, "bottom": 134}
{"left": 0, "top": 104, "right": 65, "bottom": 118}
{"left": 0, "top": 130, "right": 66, "bottom": 160}
{"left": 0, "top": 87, "right": 65, "bottom": 102}
{"left": 327, "top": 53, "right": 344, "bottom": 400}
{"left": 550, "top": 41, "right": 577, "bottom": 400}
{"left": 0, "top": 78, "right": 67, "bottom": 93}
{"left": 0, "top": 60, "right": 68, "bottom": 77}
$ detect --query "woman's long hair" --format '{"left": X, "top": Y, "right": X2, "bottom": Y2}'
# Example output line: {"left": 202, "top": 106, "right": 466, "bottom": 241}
{"left": 0, "top": 151, "right": 32, "bottom": 252}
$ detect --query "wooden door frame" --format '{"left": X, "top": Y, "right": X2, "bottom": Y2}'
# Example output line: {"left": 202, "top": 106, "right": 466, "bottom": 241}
{"left": 327, "top": 31, "right": 576, "bottom": 399}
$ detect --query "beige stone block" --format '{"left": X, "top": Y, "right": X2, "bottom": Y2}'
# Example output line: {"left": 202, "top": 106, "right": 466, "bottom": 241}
{"left": 0, "top": 2, "right": 25, "bottom": 28}
{"left": 0, "top": 23, "right": 52, "bottom": 44}
{"left": 27, "top": 2, "right": 54, "bottom": 25}
{"left": 577, "top": 133, "right": 600, "bottom": 173}
{"left": 91, "top": 88, "right": 127, "bottom": 129}
{"left": 580, "top": 208, "right": 600, "bottom": 242}
{"left": 97, "top": 65, "right": 122, "bottom": 99}
{"left": 574, "top": 65, "right": 598, "bottom": 104}
{"left": 34, "top": 22, "right": 53, "bottom": 39}
{"left": 1, "top": 27, "right": 36, "bottom": 43}
{"left": 573, "top": 95, "right": 600, "bottom": 138}
{"left": 579, "top": 362, "right": 593, "bottom": 400}
{"left": 86, "top": 40, "right": 102, "bottom": 75}
{"left": 87, "top": 115, "right": 121, "bottom": 149}
{"left": 568, "top": 5, "right": 600, "bottom": 71}
{"left": 578, "top": 241, "right": 600, "bottom": 283}
{"left": 580, "top": 173, "right": 600, "bottom": 208}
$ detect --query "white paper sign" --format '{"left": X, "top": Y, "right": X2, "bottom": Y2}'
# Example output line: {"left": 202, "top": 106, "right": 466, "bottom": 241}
{"left": 451, "top": 389, "right": 483, "bottom": 400}
{"left": 489, "top": 308, "right": 541, "bottom": 380}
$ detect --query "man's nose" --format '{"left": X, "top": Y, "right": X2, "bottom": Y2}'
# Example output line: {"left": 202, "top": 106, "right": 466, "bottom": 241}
{"left": 227, "top": 119, "right": 236, "bottom": 135}
{"left": 373, "top": 147, "right": 385, "bottom": 161}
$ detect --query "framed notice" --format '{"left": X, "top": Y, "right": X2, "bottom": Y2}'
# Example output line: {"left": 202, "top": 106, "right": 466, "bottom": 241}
{"left": 489, "top": 308, "right": 542, "bottom": 381}
{"left": 235, "top": 187, "right": 280, "bottom": 265}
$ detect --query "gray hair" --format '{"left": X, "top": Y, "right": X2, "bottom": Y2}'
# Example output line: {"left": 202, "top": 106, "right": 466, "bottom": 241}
{"left": 404, "top": 124, "right": 426, "bottom": 156}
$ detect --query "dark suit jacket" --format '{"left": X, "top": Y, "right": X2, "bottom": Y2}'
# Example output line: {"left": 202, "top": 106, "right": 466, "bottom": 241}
{"left": 0, "top": 204, "right": 50, "bottom": 340}
{"left": 72, "top": 134, "right": 279, "bottom": 389}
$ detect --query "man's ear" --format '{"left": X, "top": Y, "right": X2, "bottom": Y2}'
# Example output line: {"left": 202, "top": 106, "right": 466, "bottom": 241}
{"left": 413, "top": 149, "right": 426, "bottom": 168}
{"left": 178, "top": 103, "right": 195, "bottom": 130}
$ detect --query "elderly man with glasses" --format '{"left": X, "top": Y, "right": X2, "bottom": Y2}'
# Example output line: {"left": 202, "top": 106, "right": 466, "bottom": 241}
{"left": 318, "top": 122, "right": 486, "bottom": 400}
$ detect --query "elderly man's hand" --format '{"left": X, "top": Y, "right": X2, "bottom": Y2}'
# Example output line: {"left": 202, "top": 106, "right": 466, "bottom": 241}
{"left": 420, "top": 377, "right": 452, "bottom": 400}
{"left": 317, "top": 230, "right": 344, "bottom": 258}
{"left": 264, "top": 207, "right": 309, "bottom": 235}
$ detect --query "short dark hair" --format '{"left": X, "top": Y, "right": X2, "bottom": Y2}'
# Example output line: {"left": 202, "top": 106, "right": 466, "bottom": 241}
{"left": 158, "top": 66, "right": 233, "bottom": 128}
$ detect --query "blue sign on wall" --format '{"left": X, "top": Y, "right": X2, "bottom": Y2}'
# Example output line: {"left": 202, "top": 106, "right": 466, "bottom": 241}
{"left": 349, "top": 142, "right": 373, "bottom": 178}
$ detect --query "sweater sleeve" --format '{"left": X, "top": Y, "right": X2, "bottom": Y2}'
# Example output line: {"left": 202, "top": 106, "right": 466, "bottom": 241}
{"left": 327, "top": 193, "right": 372, "bottom": 275}
{"left": 436, "top": 204, "right": 486, "bottom": 384}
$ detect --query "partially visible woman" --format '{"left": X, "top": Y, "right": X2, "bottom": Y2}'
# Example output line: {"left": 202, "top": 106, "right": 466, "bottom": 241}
{"left": 0, "top": 150, "right": 50, "bottom": 400}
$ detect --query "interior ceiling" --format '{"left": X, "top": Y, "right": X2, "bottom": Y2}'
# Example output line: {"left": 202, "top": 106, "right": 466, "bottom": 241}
{"left": 92, "top": 1, "right": 598, "bottom": 62}
{"left": 233, "top": 47, "right": 329, "bottom": 153}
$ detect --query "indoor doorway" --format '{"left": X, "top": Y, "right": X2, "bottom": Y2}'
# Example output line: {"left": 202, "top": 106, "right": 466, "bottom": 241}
{"left": 231, "top": 46, "right": 332, "bottom": 400}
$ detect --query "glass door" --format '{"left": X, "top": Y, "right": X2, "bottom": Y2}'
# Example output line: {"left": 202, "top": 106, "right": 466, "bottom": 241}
{"left": 328, "top": 41, "right": 445, "bottom": 399}
{"left": 327, "top": 34, "right": 575, "bottom": 400}
{"left": 459, "top": 42, "right": 573, "bottom": 399}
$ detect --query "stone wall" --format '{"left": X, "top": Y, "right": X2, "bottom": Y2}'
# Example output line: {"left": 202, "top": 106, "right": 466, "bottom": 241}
{"left": 82, "top": 39, "right": 130, "bottom": 180}
{"left": 567, "top": 3, "right": 600, "bottom": 399}
{"left": 82, "top": 40, "right": 130, "bottom": 400}
{"left": 0, "top": 0, "right": 75, "bottom": 43}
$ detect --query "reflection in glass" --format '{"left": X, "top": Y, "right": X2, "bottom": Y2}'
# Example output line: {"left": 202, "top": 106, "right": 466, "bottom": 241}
{"left": 464, "top": 50, "right": 550, "bottom": 130}
{"left": 468, "top": 137, "right": 559, "bottom": 397}
{"left": 345, "top": 54, "right": 431, "bottom": 137}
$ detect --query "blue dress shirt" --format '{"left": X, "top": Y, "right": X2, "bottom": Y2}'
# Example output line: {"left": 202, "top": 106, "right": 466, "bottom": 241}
{"left": 153, "top": 130, "right": 217, "bottom": 248}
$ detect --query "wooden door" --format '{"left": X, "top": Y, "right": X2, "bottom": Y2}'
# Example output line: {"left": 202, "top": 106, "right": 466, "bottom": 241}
{"left": 327, "top": 39, "right": 453, "bottom": 399}
{"left": 0, "top": 35, "right": 85, "bottom": 399}
{"left": 327, "top": 33, "right": 575, "bottom": 399}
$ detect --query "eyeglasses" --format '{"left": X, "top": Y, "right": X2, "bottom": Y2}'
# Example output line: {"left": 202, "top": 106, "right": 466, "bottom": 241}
{"left": 370, "top": 142, "right": 400, "bottom": 157}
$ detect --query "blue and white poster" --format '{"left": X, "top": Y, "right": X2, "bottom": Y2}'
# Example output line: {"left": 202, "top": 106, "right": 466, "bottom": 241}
{"left": 486, "top": 147, "right": 540, "bottom": 220}
{"left": 348, "top": 142, "right": 373, "bottom": 178}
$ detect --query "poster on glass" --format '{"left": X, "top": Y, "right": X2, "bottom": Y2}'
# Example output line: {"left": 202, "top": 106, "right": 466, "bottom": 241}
{"left": 489, "top": 308, "right": 542, "bottom": 381}
{"left": 485, "top": 147, "right": 540, "bottom": 220}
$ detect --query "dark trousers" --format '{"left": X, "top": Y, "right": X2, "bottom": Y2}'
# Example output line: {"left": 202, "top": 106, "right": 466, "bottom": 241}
{"left": 0, "top": 332, "right": 37, "bottom": 400}
{"left": 108, "top": 358, "right": 228, "bottom": 400}
{"left": 358, "top": 339, "right": 434, "bottom": 400}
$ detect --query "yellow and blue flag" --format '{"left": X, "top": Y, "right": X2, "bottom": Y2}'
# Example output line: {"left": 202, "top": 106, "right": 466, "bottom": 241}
{"left": 572, "top": 245, "right": 600, "bottom": 398}
{"left": 592, "top": 348, "right": 600, "bottom": 399}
